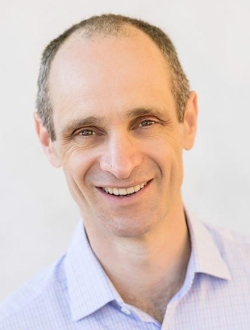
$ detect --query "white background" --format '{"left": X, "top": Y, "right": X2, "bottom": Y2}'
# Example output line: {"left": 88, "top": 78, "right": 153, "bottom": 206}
{"left": 0, "top": 0, "right": 249, "bottom": 301}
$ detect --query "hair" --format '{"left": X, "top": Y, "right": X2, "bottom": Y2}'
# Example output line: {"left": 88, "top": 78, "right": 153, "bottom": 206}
{"left": 36, "top": 14, "right": 190, "bottom": 141}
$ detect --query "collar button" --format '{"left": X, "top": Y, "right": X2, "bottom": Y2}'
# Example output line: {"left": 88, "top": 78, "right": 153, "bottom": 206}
{"left": 121, "top": 307, "right": 131, "bottom": 315}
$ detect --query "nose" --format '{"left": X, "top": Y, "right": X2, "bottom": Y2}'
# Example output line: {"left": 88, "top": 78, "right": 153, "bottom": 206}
{"left": 99, "top": 132, "right": 142, "bottom": 179}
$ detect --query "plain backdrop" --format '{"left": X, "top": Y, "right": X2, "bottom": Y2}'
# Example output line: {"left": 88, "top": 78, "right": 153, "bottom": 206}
{"left": 0, "top": 0, "right": 250, "bottom": 301}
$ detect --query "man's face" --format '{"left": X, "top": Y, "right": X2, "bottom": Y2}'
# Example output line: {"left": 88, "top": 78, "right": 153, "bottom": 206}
{"left": 43, "top": 30, "right": 197, "bottom": 238}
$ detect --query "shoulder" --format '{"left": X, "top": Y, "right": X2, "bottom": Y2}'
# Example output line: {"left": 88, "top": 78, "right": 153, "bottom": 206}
{"left": 204, "top": 222, "right": 250, "bottom": 276}
{"left": 0, "top": 255, "right": 67, "bottom": 329}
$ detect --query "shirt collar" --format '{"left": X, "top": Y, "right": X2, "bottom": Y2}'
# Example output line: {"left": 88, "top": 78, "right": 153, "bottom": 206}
{"left": 65, "top": 212, "right": 231, "bottom": 321}
{"left": 185, "top": 209, "right": 231, "bottom": 280}
{"left": 64, "top": 221, "right": 117, "bottom": 322}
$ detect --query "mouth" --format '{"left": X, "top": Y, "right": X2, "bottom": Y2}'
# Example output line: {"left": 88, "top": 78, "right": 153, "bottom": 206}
{"left": 100, "top": 181, "right": 149, "bottom": 197}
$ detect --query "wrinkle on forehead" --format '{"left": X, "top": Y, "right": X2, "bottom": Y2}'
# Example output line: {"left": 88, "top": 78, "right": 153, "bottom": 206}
{"left": 48, "top": 28, "right": 172, "bottom": 108}
{"left": 48, "top": 26, "right": 177, "bottom": 139}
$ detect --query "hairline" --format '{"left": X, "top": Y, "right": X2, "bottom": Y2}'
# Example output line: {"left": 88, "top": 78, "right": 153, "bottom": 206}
{"left": 37, "top": 16, "right": 189, "bottom": 141}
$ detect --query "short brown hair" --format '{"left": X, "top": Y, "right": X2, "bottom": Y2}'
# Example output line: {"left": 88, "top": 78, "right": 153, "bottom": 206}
{"left": 36, "top": 14, "right": 190, "bottom": 141}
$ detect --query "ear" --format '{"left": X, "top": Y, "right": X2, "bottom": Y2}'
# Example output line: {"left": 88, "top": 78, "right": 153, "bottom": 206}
{"left": 33, "top": 112, "right": 61, "bottom": 168}
{"left": 183, "top": 91, "right": 198, "bottom": 150}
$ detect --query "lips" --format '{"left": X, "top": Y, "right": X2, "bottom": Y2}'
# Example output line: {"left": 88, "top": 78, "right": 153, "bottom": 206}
{"left": 101, "top": 182, "right": 147, "bottom": 196}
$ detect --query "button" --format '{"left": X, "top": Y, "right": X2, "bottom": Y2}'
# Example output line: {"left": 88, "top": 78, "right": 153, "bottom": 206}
{"left": 121, "top": 307, "right": 131, "bottom": 315}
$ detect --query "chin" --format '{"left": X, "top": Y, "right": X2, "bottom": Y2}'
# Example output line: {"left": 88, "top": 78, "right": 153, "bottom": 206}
{"left": 102, "top": 217, "right": 157, "bottom": 238}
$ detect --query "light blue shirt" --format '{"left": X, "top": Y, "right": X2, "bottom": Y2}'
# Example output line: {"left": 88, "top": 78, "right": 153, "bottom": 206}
{"left": 1, "top": 211, "right": 250, "bottom": 329}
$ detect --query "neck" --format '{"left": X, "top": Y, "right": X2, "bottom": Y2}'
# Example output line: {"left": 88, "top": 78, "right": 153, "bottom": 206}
{"left": 84, "top": 202, "right": 191, "bottom": 323}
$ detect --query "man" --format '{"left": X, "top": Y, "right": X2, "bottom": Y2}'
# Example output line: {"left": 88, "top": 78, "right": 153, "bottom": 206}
{"left": 0, "top": 14, "right": 249, "bottom": 329}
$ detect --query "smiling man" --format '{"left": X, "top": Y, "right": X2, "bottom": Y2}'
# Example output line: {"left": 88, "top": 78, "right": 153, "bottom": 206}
{"left": 1, "top": 14, "right": 250, "bottom": 330}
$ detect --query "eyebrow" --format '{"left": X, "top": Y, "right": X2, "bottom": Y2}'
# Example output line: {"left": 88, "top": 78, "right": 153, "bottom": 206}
{"left": 60, "top": 116, "right": 103, "bottom": 136}
{"left": 60, "top": 106, "right": 170, "bottom": 136}
{"left": 126, "top": 107, "right": 168, "bottom": 119}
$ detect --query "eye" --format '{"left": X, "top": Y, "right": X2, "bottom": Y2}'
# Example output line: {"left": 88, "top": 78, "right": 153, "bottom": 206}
{"left": 78, "top": 129, "right": 96, "bottom": 136}
{"left": 72, "top": 126, "right": 105, "bottom": 142}
{"left": 138, "top": 119, "right": 156, "bottom": 127}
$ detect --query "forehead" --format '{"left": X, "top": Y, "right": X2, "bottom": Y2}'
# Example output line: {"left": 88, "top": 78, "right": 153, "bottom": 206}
{"left": 48, "top": 29, "right": 175, "bottom": 126}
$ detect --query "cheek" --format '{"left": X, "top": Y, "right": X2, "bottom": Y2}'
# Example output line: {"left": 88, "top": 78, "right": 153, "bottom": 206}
{"left": 149, "top": 138, "right": 183, "bottom": 167}
{"left": 61, "top": 152, "right": 97, "bottom": 208}
{"left": 151, "top": 141, "right": 184, "bottom": 187}
{"left": 61, "top": 148, "right": 94, "bottom": 183}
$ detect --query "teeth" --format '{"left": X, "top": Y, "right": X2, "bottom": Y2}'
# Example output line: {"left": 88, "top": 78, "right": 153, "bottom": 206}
{"left": 126, "top": 186, "right": 134, "bottom": 194}
{"left": 134, "top": 185, "right": 140, "bottom": 192}
{"left": 113, "top": 188, "right": 119, "bottom": 195}
{"left": 103, "top": 182, "right": 147, "bottom": 196}
{"left": 119, "top": 188, "right": 127, "bottom": 195}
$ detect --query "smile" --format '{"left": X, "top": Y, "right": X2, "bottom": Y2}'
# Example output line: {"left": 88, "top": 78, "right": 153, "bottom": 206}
{"left": 101, "top": 182, "right": 147, "bottom": 197}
